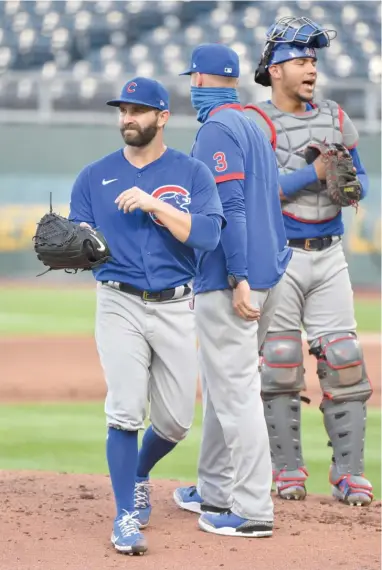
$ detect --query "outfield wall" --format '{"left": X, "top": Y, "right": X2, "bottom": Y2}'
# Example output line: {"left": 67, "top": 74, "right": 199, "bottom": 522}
{"left": 0, "top": 125, "right": 380, "bottom": 288}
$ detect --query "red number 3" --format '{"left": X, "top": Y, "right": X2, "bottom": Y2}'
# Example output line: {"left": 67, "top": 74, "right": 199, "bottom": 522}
{"left": 213, "top": 151, "right": 228, "bottom": 173}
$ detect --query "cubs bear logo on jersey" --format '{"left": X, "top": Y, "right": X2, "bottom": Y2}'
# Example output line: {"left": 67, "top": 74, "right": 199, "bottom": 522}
{"left": 150, "top": 185, "right": 191, "bottom": 226}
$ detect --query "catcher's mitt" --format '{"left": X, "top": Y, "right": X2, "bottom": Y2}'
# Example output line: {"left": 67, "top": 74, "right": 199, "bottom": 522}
{"left": 33, "top": 211, "right": 111, "bottom": 276}
{"left": 304, "top": 141, "right": 361, "bottom": 208}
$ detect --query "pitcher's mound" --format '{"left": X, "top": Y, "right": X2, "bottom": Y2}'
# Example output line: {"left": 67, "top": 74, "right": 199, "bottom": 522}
{"left": 0, "top": 471, "right": 380, "bottom": 570}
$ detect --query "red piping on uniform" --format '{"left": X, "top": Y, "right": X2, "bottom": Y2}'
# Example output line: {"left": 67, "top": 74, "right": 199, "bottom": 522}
{"left": 323, "top": 336, "right": 356, "bottom": 346}
{"left": 323, "top": 391, "right": 334, "bottom": 400}
{"left": 282, "top": 211, "right": 338, "bottom": 224}
{"left": 244, "top": 104, "right": 277, "bottom": 150}
{"left": 347, "top": 140, "right": 359, "bottom": 150}
{"left": 215, "top": 172, "right": 245, "bottom": 183}
{"left": 338, "top": 104, "right": 344, "bottom": 134}
{"left": 317, "top": 357, "right": 362, "bottom": 371}
{"left": 321, "top": 337, "right": 363, "bottom": 369}
{"left": 209, "top": 104, "right": 244, "bottom": 117}
{"left": 263, "top": 359, "right": 303, "bottom": 368}
{"left": 264, "top": 335, "right": 303, "bottom": 344}
{"left": 263, "top": 335, "right": 303, "bottom": 367}
{"left": 330, "top": 474, "right": 373, "bottom": 497}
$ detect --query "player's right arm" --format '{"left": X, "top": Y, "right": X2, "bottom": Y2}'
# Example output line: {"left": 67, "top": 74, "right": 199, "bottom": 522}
{"left": 68, "top": 166, "right": 96, "bottom": 227}
{"left": 193, "top": 121, "right": 248, "bottom": 277}
{"left": 192, "top": 121, "right": 259, "bottom": 321}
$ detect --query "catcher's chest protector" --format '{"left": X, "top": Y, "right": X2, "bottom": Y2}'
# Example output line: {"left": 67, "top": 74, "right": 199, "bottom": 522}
{"left": 255, "top": 100, "right": 343, "bottom": 223}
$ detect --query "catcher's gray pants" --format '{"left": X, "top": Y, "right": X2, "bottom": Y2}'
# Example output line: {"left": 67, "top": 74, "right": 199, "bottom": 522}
{"left": 95, "top": 282, "right": 198, "bottom": 443}
{"left": 262, "top": 238, "right": 368, "bottom": 478}
{"left": 195, "top": 285, "right": 280, "bottom": 521}
{"left": 270, "top": 237, "right": 356, "bottom": 339}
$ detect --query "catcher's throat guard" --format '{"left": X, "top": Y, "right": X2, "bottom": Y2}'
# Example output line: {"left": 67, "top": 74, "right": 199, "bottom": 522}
{"left": 33, "top": 193, "right": 111, "bottom": 276}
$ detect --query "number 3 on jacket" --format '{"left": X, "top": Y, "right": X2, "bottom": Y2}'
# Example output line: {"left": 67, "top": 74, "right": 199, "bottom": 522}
{"left": 213, "top": 151, "right": 228, "bottom": 173}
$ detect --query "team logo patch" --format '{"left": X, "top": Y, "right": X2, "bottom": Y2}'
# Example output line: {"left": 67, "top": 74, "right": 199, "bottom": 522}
{"left": 150, "top": 185, "right": 191, "bottom": 226}
{"left": 304, "top": 47, "right": 316, "bottom": 58}
{"left": 126, "top": 81, "right": 137, "bottom": 93}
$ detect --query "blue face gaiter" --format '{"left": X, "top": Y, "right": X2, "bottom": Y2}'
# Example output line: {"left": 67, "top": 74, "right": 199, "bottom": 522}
{"left": 190, "top": 87, "right": 240, "bottom": 123}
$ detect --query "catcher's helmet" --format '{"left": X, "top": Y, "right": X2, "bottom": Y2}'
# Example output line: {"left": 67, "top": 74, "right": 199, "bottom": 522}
{"left": 254, "top": 16, "right": 337, "bottom": 87}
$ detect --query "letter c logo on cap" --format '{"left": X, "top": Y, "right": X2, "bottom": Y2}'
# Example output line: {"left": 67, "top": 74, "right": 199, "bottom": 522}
{"left": 126, "top": 82, "right": 137, "bottom": 93}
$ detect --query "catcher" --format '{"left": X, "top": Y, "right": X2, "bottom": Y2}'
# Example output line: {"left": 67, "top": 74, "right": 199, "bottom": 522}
{"left": 33, "top": 198, "right": 110, "bottom": 275}
{"left": 245, "top": 16, "right": 373, "bottom": 506}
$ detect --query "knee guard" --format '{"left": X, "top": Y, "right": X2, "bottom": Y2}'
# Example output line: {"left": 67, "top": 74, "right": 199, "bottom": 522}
{"left": 261, "top": 331, "right": 306, "bottom": 394}
{"left": 310, "top": 333, "right": 372, "bottom": 476}
{"left": 260, "top": 331, "right": 306, "bottom": 473}
{"left": 310, "top": 332, "right": 372, "bottom": 404}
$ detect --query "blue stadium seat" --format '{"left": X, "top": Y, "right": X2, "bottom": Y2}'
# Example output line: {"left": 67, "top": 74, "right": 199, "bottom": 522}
{"left": 0, "top": 0, "right": 379, "bottom": 113}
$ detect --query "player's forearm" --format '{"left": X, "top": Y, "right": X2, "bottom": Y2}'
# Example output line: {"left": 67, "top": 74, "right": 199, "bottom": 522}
{"left": 151, "top": 201, "right": 221, "bottom": 249}
{"left": 151, "top": 200, "right": 192, "bottom": 242}
{"left": 217, "top": 178, "right": 248, "bottom": 275}
{"left": 279, "top": 165, "right": 318, "bottom": 198}
{"left": 357, "top": 172, "right": 369, "bottom": 200}
{"left": 220, "top": 211, "right": 248, "bottom": 276}
{"left": 184, "top": 214, "right": 222, "bottom": 251}
{"left": 349, "top": 147, "right": 369, "bottom": 200}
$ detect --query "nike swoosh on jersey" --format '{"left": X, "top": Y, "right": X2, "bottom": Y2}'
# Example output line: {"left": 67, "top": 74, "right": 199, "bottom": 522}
{"left": 102, "top": 178, "right": 118, "bottom": 185}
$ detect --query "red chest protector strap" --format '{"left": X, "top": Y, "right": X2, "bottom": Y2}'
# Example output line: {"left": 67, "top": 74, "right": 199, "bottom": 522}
{"left": 244, "top": 102, "right": 345, "bottom": 151}
{"left": 244, "top": 104, "right": 277, "bottom": 150}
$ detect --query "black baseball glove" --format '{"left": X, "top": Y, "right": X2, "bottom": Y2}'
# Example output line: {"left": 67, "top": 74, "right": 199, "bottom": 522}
{"left": 304, "top": 141, "right": 361, "bottom": 208}
{"left": 33, "top": 212, "right": 111, "bottom": 275}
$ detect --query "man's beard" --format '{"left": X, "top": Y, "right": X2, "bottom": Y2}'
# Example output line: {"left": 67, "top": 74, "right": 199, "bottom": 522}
{"left": 121, "top": 122, "right": 159, "bottom": 147}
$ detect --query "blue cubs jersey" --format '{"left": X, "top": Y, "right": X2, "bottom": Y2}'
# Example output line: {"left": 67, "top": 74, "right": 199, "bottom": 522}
{"left": 191, "top": 104, "right": 292, "bottom": 293}
{"left": 69, "top": 147, "right": 223, "bottom": 291}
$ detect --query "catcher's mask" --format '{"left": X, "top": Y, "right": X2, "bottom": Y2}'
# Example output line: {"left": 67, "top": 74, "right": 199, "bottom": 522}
{"left": 254, "top": 16, "right": 337, "bottom": 87}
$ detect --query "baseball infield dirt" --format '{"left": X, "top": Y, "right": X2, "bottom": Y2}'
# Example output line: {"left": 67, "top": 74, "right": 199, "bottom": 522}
{"left": 0, "top": 334, "right": 381, "bottom": 570}
{"left": 0, "top": 472, "right": 381, "bottom": 570}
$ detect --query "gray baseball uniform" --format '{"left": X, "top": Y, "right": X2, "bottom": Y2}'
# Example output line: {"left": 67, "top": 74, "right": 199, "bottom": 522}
{"left": 68, "top": 75, "right": 227, "bottom": 555}
{"left": 182, "top": 101, "right": 291, "bottom": 527}
{"left": 195, "top": 286, "right": 281, "bottom": 519}
{"left": 96, "top": 282, "right": 198, "bottom": 442}
{"left": 245, "top": 100, "right": 373, "bottom": 503}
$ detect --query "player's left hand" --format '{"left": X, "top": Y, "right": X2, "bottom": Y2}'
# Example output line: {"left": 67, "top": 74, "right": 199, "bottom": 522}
{"left": 115, "top": 187, "right": 158, "bottom": 213}
{"left": 232, "top": 280, "right": 261, "bottom": 321}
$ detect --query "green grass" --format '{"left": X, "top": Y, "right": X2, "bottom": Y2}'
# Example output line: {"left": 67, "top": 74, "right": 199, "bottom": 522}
{"left": 0, "top": 288, "right": 97, "bottom": 336}
{"left": 354, "top": 298, "right": 381, "bottom": 334}
{"left": 0, "top": 287, "right": 380, "bottom": 336}
{"left": 0, "top": 402, "right": 380, "bottom": 498}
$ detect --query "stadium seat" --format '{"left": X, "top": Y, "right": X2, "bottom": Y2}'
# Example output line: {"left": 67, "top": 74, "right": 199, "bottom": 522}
{"left": 0, "top": 0, "right": 379, "bottom": 115}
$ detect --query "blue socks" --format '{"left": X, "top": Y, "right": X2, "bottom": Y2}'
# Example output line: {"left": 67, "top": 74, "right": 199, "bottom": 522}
{"left": 136, "top": 425, "right": 177, "bottom": 479}
{"left": 106, "top": 424, "right": 178, "bottom": 515}
{"left": 106, "top": 427, "right": 138, "bottom": 516}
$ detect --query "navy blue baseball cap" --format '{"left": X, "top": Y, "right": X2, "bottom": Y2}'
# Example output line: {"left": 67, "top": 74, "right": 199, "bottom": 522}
{"left": 106, "top": 77, "right": 170, "bottom": 111}
{"left": 180, "top": 43, "right": 240, "bottom": 78}
{"left": 268, "top": 43, "right": 317, "bottom": 66}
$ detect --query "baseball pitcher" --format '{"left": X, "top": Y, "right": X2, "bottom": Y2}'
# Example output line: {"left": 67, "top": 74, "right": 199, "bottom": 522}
{"left": 69, "top": 77, "right": 224, "bottom": 555}
{"left": 245, "top": 17, "right": 373, "bottom": 506}
{"left": 174, "top": 44, "right": 292, "bottom": 538}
